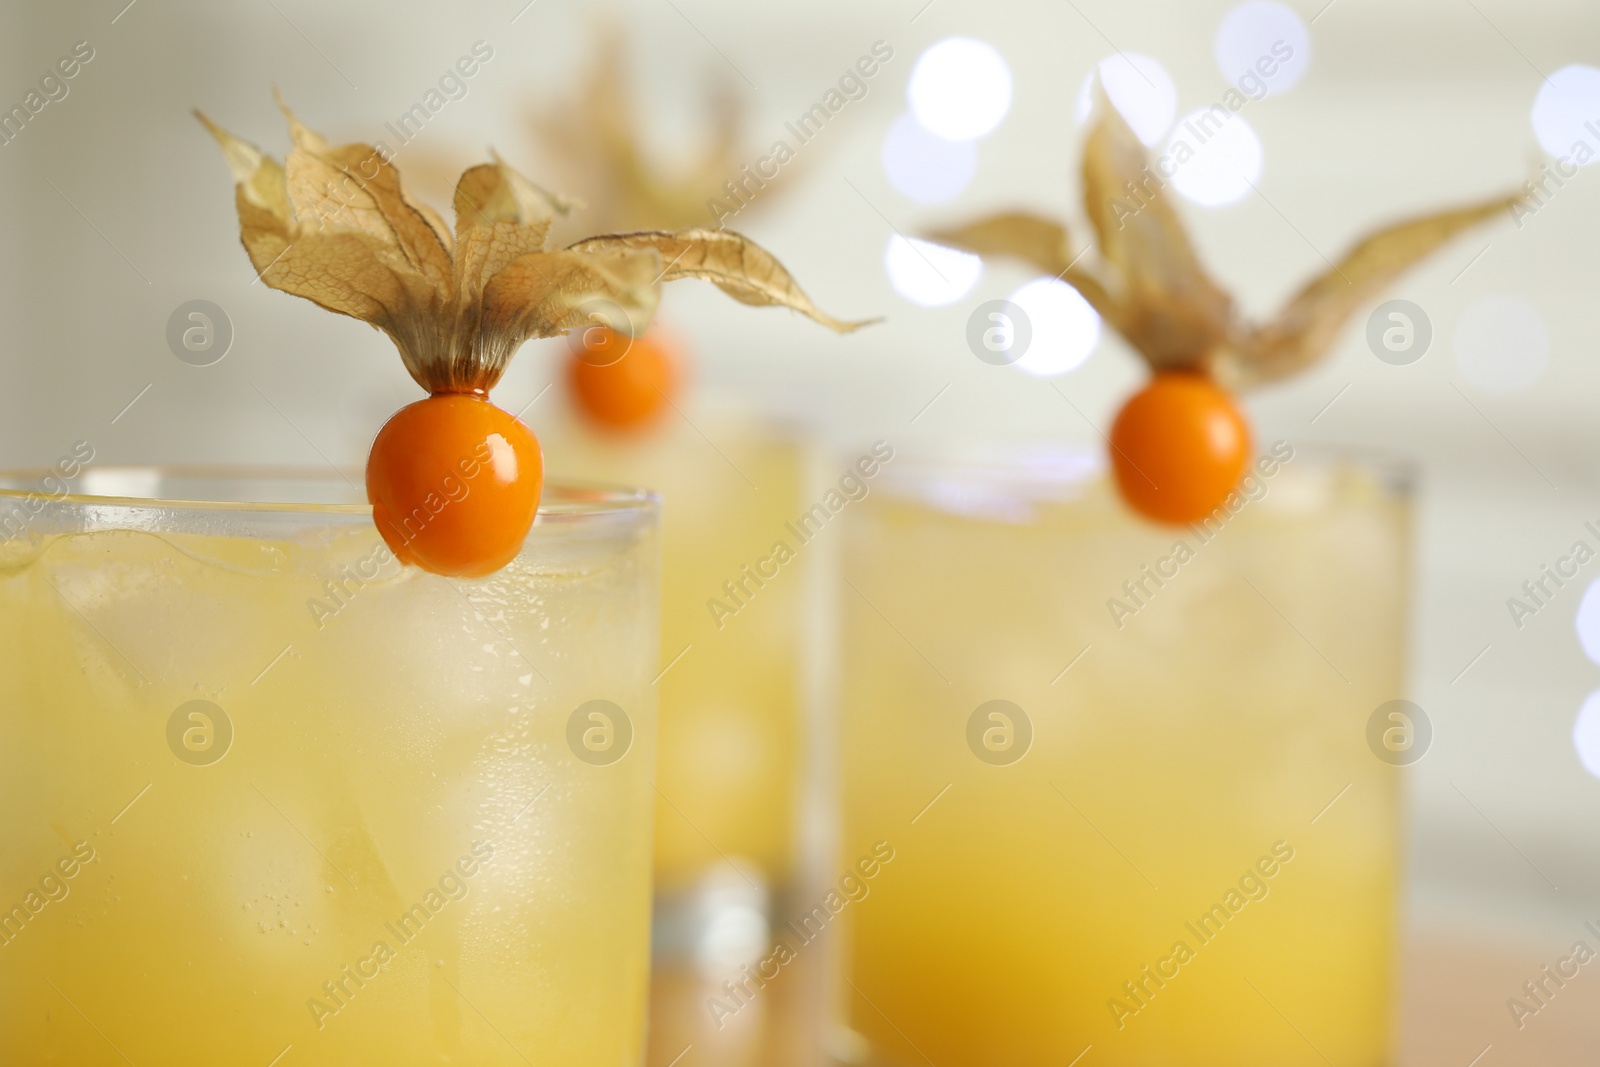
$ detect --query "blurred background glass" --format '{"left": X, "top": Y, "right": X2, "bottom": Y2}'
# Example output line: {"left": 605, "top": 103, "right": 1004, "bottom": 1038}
{"left": 4, "top": 0, "right": 1600, "bottom": 1062}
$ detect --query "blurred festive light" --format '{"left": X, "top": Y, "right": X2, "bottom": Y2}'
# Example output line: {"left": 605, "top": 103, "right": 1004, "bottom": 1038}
{"left": 1007, "top": 277, "right": 1101, "bottom": 378}
{"left": 1075, "top": 54, "right": 1177, "bottom": 147}
{"left": 885, "top": 235, "right": 983, "bottom": 307}
{"left": 1575, "top": 690, "right": 1600, "bottom": 778}
{"left": 1166, "top": 109, "right": 1263, "bottom": 206}
{"left": 907, "top": 38, "right": 1012, "bottom": 142}
{"left": 1576, "top": 577, "right": 1600, "bottom": 664}
{"left": 1213, "top": 1, "right": 1310, "bottom": 96}
{"left": 881, "top": 113, "right": 979, "bottom": 204}
{"left": 1451, "top": 295, "right": 1549, "bottom": 394}
{"left": 1530, "top": 64, "right": 1600, "bottom": 162}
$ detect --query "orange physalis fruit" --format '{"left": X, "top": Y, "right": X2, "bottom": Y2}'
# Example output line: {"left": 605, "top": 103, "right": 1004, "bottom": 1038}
{"left": 568, "top": 327, "right": 679, "bottom": 431}
{"left": 199, "top": 96, "right": 870, "bottom": 577}
{"left": 1109, "top": 372, "right": 1251, "bottom": 525}
{"left": 367, "top": 394, "right": 543, "bottom": 577}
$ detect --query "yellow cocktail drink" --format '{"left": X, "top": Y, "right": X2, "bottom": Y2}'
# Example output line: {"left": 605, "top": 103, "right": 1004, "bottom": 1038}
{"left": 543, "top": 413, "right": 814, "bottom": 1067}
{"left": 837, "top": 449, "right": 1408, "bottom": 1066}
{"left": 544, "top": 416, "right": 808, "bottom": 896}
{"left": 0, "top": 471, "right": 659, "bottom": 1066}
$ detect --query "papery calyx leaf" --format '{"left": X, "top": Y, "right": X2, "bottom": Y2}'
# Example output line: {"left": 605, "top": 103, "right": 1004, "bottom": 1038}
{"left": 923, "top": 82, "right": 1524, "bottom": 389}
{"left": 925, "top": 212, "right": 1117, "bottom": 325}
{"left": 567, "top": 229, "right": 879, "bottom": 333}
{"left": 198, "top": 99, "right": 871, "bottom": 393}
{"left": 530, "top": 22, "right": 801, "bottom": 236}
{"left": 1225, "top": 194, "right": 1525, "bottom": 389}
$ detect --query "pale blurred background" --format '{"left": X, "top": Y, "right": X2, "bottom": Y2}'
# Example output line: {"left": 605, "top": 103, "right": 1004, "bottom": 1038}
{"left": 2, "top": 0, "right": 1598, "bottom": 1060}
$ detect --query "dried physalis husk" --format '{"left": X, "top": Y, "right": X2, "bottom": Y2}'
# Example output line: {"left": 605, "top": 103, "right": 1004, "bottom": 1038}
{"left": 929, "top": 88, "right": 1527, "bottom": 391}
{"left": 531, "top": 22, "right": 800, "bottom": 236}
{"left": 197, "top": 95, "right": 868, "bottom": 395}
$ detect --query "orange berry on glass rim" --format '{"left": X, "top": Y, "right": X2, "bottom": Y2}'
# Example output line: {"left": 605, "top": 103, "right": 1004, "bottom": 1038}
{"left": 568, "top": 326, "right": 680, "bottom": 432}
{"left": 366, "top": 393, "right": 543, "bottom": 578}
{"left": 1108, "top": 371, "right": 1251, "bottom": 525}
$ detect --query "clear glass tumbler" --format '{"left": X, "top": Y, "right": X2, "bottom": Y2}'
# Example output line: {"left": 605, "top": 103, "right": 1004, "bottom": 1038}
{"left": 0, "top": 468, "right": 659, "bottom": 1066}
{"left": 544, "top": 414, "right": 820, "bottom": 1067}
{"left": 834, "top": 448, "right": 1410, "bottom": 1067}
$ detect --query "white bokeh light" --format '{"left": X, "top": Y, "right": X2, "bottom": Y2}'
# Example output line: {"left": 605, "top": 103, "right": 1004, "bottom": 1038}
{"left": 1575, "top": 577, "right": 1600, "bottom": 664}
{"left": 1451, "top": 295, "right": 1550, "bottom": 394}
{"left": 1575, "top": 690, "right": 1600, "bottom": 778}
{"left": 1214, "top": 1, "right": 1310, "bottom": 96}
{"left": 881, "top": 113, "right": 979, "bottom": 203}
{"left": 1166, "top": 109, "right": 1263, "bottom": 206}
{"left": 907, "top": 38, "right": 1013, "bottom": 141}
{"left": 1007, "top": 277, "right": 1101, "bottom": 377}
{"left": 884, "top": 236, "right": 982, "bottom": 307}
{"left": 1075, "top": 54, "right": 1177, "bottom": 147}
{"left": 695, "top": 899, "right": 768, "bottom": 974}
{"left": 1531, "top": 64, "right": 1600, "bottom": 162}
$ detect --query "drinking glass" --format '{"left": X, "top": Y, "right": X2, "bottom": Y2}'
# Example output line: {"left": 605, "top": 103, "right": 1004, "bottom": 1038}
{"left": 544, "top": 414, "right": 820, "bottom": 1067}
{"left": 0, "top": 468, "right": 660, "bottom": 1067}
{"left": 834, "top": 448, "right": 1409, "bottom": 1067}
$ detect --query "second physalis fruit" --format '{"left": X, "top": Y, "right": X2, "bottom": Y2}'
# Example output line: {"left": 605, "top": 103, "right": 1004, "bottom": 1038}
{"left": 931, "top": 86, "right": 1524, "bottom": 525}
{"left": 568, "top": 327, "right": 680, "bottom": 432}
{"left": 199, "top": 97, "right": 868, "bottom": 575}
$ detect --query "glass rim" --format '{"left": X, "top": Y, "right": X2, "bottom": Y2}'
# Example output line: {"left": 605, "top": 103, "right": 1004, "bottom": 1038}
{"left": 0, "top": 465, "right": 659, "bottom": 518}
{"left": 873, "top": 442, "right": 1418, "bottom": 495}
